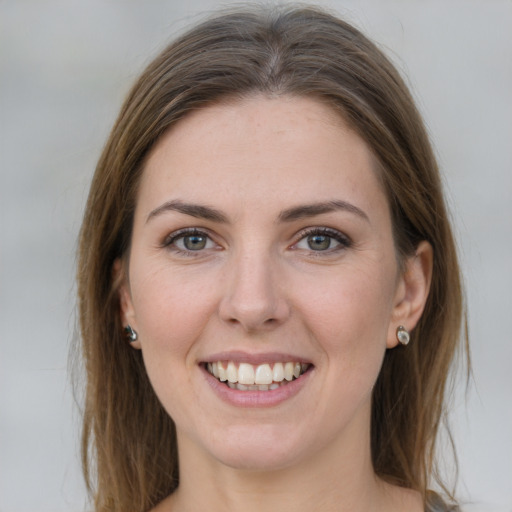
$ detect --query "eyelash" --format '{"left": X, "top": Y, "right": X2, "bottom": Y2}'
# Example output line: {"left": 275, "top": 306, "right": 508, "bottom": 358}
{"left": 162, "top": 227, "right": 352, "bottom": 256}
{"left": 292, "top": 227, "right": 352, "bottom": 253}
{"left": 163, "top": 228, "right": 217, "bottom": 256}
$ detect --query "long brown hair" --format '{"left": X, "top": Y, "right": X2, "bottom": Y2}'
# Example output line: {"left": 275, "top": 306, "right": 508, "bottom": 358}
{"left": 77, "top": 4, "right": 467, "bottom": 511}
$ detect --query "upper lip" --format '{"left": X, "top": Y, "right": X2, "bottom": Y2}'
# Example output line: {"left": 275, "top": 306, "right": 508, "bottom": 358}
{"left": 200, "top": 351, "right": 312, "bottom": 365}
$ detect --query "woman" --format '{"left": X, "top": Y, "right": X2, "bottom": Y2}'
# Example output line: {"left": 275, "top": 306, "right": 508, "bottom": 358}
{"left": 77, "top": 4, "right": 466, "bottom": 511}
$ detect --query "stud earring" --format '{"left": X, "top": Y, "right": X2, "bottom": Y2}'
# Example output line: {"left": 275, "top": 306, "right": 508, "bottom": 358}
{"left": 124, "top": 325, "right": 138, "bottom": 343}
{"left": 396, "top": 325, "right": 410, "bottom": 346}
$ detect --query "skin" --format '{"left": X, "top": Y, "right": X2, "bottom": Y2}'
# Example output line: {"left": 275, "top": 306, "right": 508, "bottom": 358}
{"left": 118, "top": 95, "right": 432, "bottom": 512}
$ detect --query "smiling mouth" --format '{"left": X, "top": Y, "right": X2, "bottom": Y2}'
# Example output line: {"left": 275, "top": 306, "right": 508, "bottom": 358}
{"left": 205, "top": 361, "right": 311, "bottom": 391}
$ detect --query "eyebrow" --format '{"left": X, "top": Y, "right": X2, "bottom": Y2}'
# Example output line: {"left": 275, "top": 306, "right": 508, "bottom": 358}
{"left": 146, "top": 198, "right": 369, "bottom": 225}
{"left": 146, "top": 199, "right": 229, "bottom": 224}
{"left": 278, "top": 200, "right": 369, "bottom": 223}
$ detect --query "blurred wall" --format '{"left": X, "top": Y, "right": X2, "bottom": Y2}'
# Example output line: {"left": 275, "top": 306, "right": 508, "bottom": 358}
{"left": 1, "top": 1, "right": 511, "bottom": 511}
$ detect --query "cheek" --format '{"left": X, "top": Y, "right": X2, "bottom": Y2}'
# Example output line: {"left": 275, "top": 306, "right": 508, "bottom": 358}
{"left": 130, "top": 261, "right": 219, "bottom": 360}
{"left": 293, "top": 259, "right": 396, "bottom": 364}
{"left": 128, "top": 264, "right": 220, "bottom": 420}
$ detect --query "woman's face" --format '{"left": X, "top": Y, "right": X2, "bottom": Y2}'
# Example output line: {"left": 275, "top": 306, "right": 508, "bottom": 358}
{"left": 120, "top": 96, "right": 417, "bottom": 471}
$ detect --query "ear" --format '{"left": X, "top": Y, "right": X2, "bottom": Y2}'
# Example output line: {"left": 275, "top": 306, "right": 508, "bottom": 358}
{"left": 113, "top": 258, "right": 141, "bottom": 349}
{"left": 387, "top": 241, "right": 433, "bottom": 348}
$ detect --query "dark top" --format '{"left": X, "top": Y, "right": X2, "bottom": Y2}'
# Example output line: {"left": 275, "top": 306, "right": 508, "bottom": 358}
{"left": 426, "top": 493, "right": 458, "bottom": 512}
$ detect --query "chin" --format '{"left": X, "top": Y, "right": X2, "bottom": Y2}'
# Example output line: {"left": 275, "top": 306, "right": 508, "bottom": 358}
{"left": 202, "top": 423, "right": 312, "bottom": 472}
{"left": 214, "top": 448, "right": 303, "bottom": 472}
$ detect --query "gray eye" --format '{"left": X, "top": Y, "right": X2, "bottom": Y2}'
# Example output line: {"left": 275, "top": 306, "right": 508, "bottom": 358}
{"left": 166, "top": 230, "right": 218, "bottom": 253}
{"left": 182, "top": 234, "right": 208, "bottom": 250}
{"left": 307, "top": 234, "right": 332, "bottom": 251}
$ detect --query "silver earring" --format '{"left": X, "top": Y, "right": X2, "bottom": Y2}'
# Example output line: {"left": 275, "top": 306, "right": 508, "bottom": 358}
{"left": 396, "top": 325, "right": 410, "bottom": 346}
{"left": 124, "top": 325, "right": 138, "bottom": 342}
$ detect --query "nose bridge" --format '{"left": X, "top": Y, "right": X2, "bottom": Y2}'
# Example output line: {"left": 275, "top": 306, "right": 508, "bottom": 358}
{"left": 219, "top": 242, "right": 288, "bottom": 331}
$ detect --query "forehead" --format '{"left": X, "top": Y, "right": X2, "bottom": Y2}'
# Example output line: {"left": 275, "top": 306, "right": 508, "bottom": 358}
{"left": 138, "top": 95, "right": 388, "bottom": 220}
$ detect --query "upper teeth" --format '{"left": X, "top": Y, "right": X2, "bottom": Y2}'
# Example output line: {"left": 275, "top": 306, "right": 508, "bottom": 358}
{"left": 207, "top": 361, "right": 309, "bottom": 385}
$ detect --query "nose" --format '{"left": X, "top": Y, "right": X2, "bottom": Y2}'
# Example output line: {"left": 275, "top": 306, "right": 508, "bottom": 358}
{"left": 218, "top": 249, "right": 290, "bottom": 332}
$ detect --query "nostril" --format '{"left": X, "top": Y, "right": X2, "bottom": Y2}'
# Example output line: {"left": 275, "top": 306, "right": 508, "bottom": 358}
{"left": 218, "top": 285, "right": 290, "bottom": 331}
{"left": 228, "top": 316, "right": 278, "bottom": 330}
{"left": 227, "top": 317, "right": 278, "bottom": 325}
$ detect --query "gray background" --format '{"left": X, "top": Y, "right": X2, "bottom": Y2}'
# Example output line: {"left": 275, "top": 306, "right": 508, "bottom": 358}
{"left": 1, "top": 1, "right": 511, "bottom": 511}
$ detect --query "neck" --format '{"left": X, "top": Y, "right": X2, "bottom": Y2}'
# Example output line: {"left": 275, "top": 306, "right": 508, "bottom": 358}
{"left": 156, "top": 410, "right": 417, "bottom": 512}
{"left": 179, "top": 444, "right": 375, "bottom": 511}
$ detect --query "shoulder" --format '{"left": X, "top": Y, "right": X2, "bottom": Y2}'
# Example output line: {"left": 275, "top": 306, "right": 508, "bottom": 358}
{"left": 426, "top": 492, "right": 459, "bottom": 512}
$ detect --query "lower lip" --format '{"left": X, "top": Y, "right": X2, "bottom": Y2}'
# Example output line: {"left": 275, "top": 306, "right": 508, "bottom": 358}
{"left": 201, "top": 365, "right": 313, "bottom": 408}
